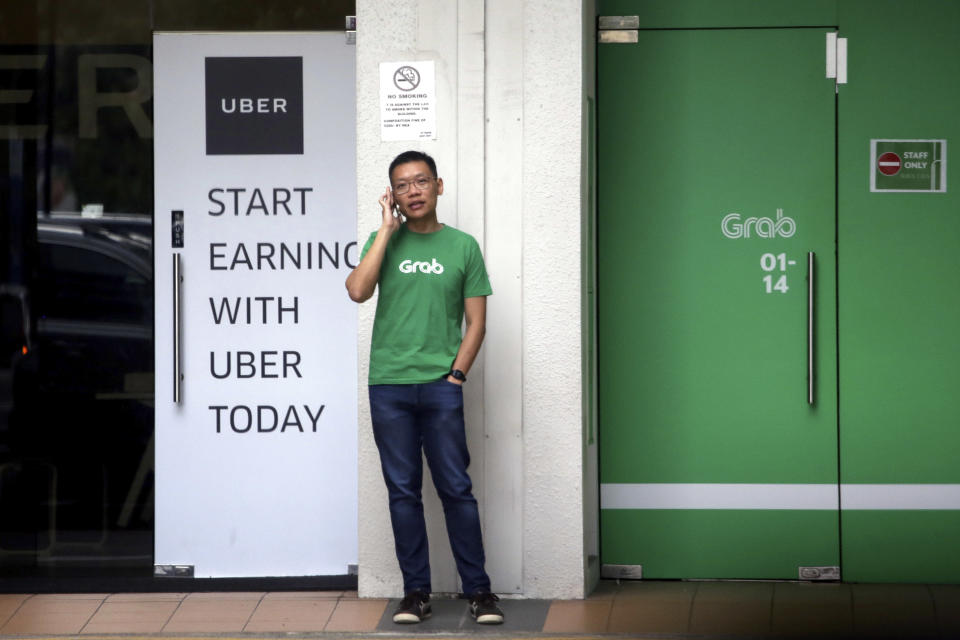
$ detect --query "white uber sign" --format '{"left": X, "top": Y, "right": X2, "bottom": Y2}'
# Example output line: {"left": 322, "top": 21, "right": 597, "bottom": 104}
{"left": 153, "top": 32, "right": 357, "bottom": 577}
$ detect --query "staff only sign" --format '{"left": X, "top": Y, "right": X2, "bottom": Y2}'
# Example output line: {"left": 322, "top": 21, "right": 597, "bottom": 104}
{"left": 870, "top": 138, "right": 947, "bottom": 193}
{"left": 153, "top": 33, "right": 357, "bottom": 578}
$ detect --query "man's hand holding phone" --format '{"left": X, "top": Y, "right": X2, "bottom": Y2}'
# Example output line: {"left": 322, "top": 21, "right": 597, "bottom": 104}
{"left": 379, "top": 186, "right": 402, "bottom": 234}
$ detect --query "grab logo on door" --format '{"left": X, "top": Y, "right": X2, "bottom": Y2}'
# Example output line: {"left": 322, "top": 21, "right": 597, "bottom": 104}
{"left": 205, "top": 56, "right": 304, "bottom": 155}
{"left": 721, "top": 208, "right": 796, "bottom": 239}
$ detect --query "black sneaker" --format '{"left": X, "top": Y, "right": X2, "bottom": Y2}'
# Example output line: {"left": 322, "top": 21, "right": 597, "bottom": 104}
{"left": 393, "top": 590, "right": 431, "bottom": 624}
{"left": 469, "top": 591, "right": 504, "bottom": 624}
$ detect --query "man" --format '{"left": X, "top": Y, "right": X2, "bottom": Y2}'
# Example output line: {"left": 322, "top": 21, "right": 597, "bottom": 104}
{"left": 345, "top": 151, "right": 503, "bottom": 625}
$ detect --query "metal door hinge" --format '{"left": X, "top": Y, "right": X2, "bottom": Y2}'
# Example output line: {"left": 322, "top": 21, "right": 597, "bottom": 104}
{"left": 602, "top": 563, "right": 643, "bottom": 579}
{"left": 826, "top": 33, "right": 847, "bottom": 88}
{"left": 598, "top": 16, "right": 638, "bottom": 44}
{"left": 155, "top": 564, "right": 195, "bottom": 577}
{"left": 346, "top": 16, "right": 356, "bottom": 45}
{"left": 799, "top": 565, "right": 840, "bottom": 581}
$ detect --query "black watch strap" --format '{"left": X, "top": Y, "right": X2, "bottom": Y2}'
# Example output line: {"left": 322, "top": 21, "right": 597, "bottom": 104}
{"left": 447, "top": 369, "right": 467, "bottom": 382}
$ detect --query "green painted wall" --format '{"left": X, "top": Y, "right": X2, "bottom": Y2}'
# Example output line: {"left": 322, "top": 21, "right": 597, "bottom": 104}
{"left": 596, "top": 0, "right": 960, "bottom": 582}
{"left": 837, "top": 0, "right": 960, "bottom": 582}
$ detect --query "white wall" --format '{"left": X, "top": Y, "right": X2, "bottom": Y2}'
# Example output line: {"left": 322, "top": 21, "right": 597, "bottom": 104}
{"left": 355, "top": 0, "right": 588, "bottom": 599}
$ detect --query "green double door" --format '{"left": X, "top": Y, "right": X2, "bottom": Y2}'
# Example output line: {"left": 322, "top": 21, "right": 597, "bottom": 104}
{"left": 598, "top": 28, "right": 840, "bottom": 579}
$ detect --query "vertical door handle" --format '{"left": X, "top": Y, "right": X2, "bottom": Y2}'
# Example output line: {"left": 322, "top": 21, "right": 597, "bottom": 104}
{"left": 173, "top": 253, "right": 182, "bottom": 404}
{"left": 807, "top": 251, "right": 815, "bottom": 405}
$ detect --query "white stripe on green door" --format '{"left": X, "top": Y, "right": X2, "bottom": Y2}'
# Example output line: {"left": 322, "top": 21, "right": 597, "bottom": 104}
{"left": 601, "top": 484, "right": 960, "bottom": 510}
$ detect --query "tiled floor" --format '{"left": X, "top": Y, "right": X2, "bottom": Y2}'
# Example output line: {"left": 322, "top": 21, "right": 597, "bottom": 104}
{"left": 1, "top": 581, "right": 958, "bottom": 637}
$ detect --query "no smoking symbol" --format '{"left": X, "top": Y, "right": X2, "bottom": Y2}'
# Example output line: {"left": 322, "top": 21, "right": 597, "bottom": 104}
{"left": 393, "top": 66, "right": 421, "bottom": 91}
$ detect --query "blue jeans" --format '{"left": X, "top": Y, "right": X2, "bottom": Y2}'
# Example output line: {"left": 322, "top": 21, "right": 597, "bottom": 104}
{"left": 369, "top": 379, "right": 491, "bottom": 595}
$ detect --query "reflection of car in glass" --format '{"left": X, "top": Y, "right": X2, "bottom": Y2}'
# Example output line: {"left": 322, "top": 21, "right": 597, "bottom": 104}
{"left": 1, "top": 213, "right": 154, "bottom": 563}
{"left": 36, "top": 214, "right": 152, "bottom": 337}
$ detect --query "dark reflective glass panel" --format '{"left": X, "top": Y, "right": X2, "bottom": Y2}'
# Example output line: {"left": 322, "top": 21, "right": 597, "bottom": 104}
{"left": 1, "top": 0, "right": 354, "bottom": 587}
{"left": 1, "top": 41, "right": 155, "bottom": 579}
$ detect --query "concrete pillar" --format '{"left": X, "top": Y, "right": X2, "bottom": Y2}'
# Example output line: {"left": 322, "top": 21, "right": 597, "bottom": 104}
{"left": 355, "top": 0, "right": 591, "bottom": 599}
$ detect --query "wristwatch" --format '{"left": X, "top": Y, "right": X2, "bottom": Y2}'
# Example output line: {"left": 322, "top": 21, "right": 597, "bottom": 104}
{"left": 447, "top": 369, "right": 467, "bottom": 382}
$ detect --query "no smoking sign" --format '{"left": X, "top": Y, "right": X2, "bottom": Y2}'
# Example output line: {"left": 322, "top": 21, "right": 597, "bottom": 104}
{"left": 379, "top": 60, "right": 436, "bottom": 141}
{"left": 393, "top": 65, "right": 421, "bottom": 91}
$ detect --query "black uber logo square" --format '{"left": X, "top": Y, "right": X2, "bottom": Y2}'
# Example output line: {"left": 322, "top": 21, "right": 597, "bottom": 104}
{"left": 205, "top": 56, "right": 303, "bottom": 155}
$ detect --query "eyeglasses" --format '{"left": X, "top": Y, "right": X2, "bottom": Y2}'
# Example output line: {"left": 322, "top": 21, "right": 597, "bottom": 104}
{"left": 393, "top": 176, "right": 435, "bottom": 195}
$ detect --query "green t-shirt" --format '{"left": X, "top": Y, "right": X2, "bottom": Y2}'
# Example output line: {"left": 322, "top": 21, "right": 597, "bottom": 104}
{"left": 361, "top": 224, "right": 492, "bottom": 384}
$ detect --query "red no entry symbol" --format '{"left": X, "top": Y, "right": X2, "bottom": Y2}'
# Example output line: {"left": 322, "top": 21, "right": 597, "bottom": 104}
{"left": 877, "top": 151, "right": 901, "bottom": 176}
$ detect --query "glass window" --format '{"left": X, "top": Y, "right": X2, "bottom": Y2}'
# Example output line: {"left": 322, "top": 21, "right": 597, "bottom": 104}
{"left": 0, "top": 0, "right": 353, "bottom": 585}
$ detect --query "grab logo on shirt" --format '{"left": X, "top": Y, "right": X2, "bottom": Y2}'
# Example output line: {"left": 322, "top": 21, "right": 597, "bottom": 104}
{"left": 399, "top": 258, "right": 445, "bottom": 274}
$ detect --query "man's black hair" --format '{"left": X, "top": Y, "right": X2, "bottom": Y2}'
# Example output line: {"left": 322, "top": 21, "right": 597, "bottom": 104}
{"left": 389, "top": 150, "right": 438, "bottom": 180}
